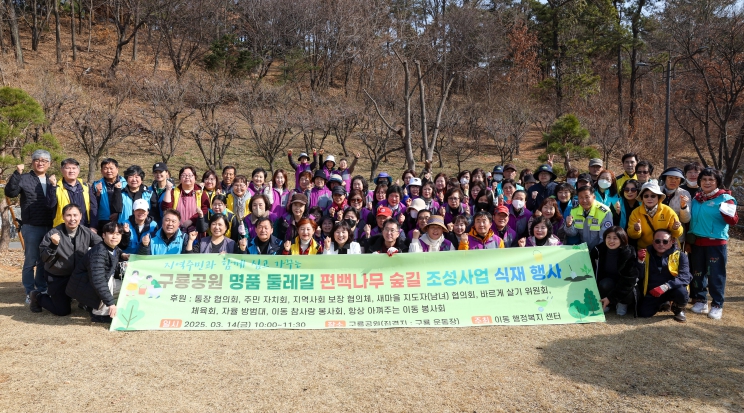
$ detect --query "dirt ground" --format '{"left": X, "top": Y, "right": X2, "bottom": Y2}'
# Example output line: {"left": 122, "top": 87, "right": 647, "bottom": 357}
{"left": 0, "top": 241, "right": 742, "bottom": 413}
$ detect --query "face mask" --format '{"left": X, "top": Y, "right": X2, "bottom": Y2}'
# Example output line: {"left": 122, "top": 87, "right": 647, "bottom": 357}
{"left": 476, "top": 202, "right": 490, "bottom": 212}
{"left": 460, "top": 178, "right": 469, "bottom": 185}
{"left": 567, "top": 178, "right": 577, "bottom": 186}
{"left": 493, "top": 174, "right": 503, "bottom": 182}
{"left": 512, "top": 200, "right": 525, "bottom": 210}
{"left": 598, "top": 179, "right": 612, "bottom": 189}
{"left": 410, "top": 209, "right": 418, "bottom": 219}
{"left": 344, "top": 218, "right": 357, "bottom": 228}
{"left": 687, "top": 180, "right": 697, "bottom": 187}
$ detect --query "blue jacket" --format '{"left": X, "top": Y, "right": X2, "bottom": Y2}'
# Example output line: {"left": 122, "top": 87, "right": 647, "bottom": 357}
{"left": 138, "top": 229, "right": 187, "bottom": 255}
{"left": 247, "top": 235, "right": 283, "bottom": 255}
{"left": 94, "top": 176, "right": 126, "bottom": 221}
{"left": 690, "top": 191, "right": 736, "bottom": 241}
{"left": 121, "top": 215, "right": 158, "bottom": 254}
{"left": 119, "top": 187, "right": 153, "bottom": 224}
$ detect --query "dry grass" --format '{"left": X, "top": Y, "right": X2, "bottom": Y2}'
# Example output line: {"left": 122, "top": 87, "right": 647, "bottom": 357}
{"left": 1, "top": 240, "right": 742, "bottom": 412}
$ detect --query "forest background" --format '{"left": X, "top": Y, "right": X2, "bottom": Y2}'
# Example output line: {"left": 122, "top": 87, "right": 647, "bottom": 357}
{"left": 0, "top": 0, "right": 742, "bottom": 251}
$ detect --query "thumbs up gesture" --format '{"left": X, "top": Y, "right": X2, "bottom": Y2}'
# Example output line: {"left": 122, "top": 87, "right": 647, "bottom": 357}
{"left": 634, "top": 219, "right": 642, "bottom": 232}
{"left": 518, "top": 237, "right": 526, "bottom": 247}
{"left": 123, "top": 223, "right": 130, "bottom": 233}
{"left": 142, "top": 233, "right": 151, "bottom": 246}
{"left": 284, "top": 240, "right": 292, "bottom": 251}
{"left": 239, "top": 238, "right": 247, "bottom": 251}
{"left": 324, "top": 236, "right": 332, "bottom": 251}
{"left": 680, "top": 195, "right": 689, "bottom": 209}
{"left": 614, "top": 201, "right": 621, "bottom": 214}
{"left": 565, "top": 215, "right": 573, "bottom": 227}
{"left": 671, "top": 218, "right": 681, "bottom": 230}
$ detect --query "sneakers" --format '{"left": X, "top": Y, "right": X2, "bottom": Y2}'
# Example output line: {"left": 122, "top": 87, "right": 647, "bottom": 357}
{"left": 29, "top": 291, "right": 42, "bottom": 313}
{"left": 616, "top": 303, "right": 628, "bottom": 316}
{"left": 671, "top": 304, "right": 687, "bottom": 323}
{"left": 708, "top": 306, "right": 723, "bottom": 320}
{"left": 691, "top": 301, "right": 709, "bottom": 314}
{"left": 25, "top": 295, "right": 31, "bottom": 305}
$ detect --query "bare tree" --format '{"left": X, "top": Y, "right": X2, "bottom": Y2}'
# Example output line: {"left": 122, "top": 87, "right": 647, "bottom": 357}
{"left": 68, "top": 93, "right": 136, "bottom": 182}
{"left": 108, "top": 0, "right": 165, "bottom": 73}
{"left": 137, "top": 75, "right": 193, "bottom": 163}
{"left": 30, "top": 70, "right": 81, "bottom": 135}
{"left": 4, "top": 0, "right": 24, "bottom": 66}
{"left": 238, "top": 87, "right": 301, "bottom": 172}
{"left": 159, "top": 0, "right": 217, "bottom": 79}
{"left": 357, "top": 113, "right": 405, "bottom": 181}
{"left": 188, "top": 75, "right": 237, "bottom": 171}
{"left": 329, "top": 99, "right": 363, "bottom": 157}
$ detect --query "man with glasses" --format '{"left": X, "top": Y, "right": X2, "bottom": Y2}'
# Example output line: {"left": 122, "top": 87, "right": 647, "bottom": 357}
{"left": 5, "top": 150, "right": 55, "bottom": 304}
{"left": 137, "top": 209, "right": 189, "bottom": 255}
{"left": 637, "top": 229, "right": 691, "bottom": 322}
{"left": 46, "top": 158, "right": 98, "bottom": 230}
{"left": 634, "top": 160, "right": 655, "bottom": 185}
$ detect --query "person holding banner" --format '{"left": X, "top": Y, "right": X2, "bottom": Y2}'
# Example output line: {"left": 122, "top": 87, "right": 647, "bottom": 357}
{"left": 243, "top": 194, "right": 277, "bottom": 240}
{"left": 242, "top": 217, "right": 283, "bottom": 255}
{"left": 138, "top": 209, "right": 189, "bottom": 255}
{"left": 637, "top": 229, "right": 691, "bottom": 323}
{"left": 119, "top": 199, "right": 158, "bottom": 254}
{"left": 458, "top": 211, "right": 505, "bottom": 250}
{"left": 590, "top": 226, "right": 638, "bottom": 316}
{"left": 323, "top": 221, "right": 362, "bottom": 254}
{"left": 409, "top": 215, "right": 454, "bottom": 252}
{"left": 66, "top": 221, "right": 128, "bottom": 323}
{"left": 283, "top": 218, "right": 323, "bottom": 255}
{"left": 491, "top": 205, "right": 517, "bottom": 248}
{"left": 185, "top": 214, "right": 238, "bottom": 254}
{"left": 195, "top": 194, "right": 241, "bottom": 243}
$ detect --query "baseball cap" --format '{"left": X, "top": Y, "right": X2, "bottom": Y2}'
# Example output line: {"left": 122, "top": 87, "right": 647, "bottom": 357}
{"left": 133, "top": 199, "right": 150, "bottom": 211}
{"left": 589, "top": 158, "right": 603, "bottom": 167}
{"left": 376, "top": 206, "right": 393, "bottom": 217}
{"left": 153, "top": 162, "right": 168, "bottom": 172}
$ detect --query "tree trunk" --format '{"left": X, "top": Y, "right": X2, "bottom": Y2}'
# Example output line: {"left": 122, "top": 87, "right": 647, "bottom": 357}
{"left": 132, "top": 4, "right": 139, "bottom": 61}
{"left": 551, "top": 3, "right": 562, "bottom": 118}
{"left": 416, "top": 61, "right": 429, "bottom": 165}
{"left": 402, "top": 61, "right": 415, "bottom": 171}
{"left": 54, "top": 0, "right": 62, "bottom": 64}
{"left": 627, "top": 0, "right": 646, "bottom": 139}
{"left": 6, "top": 0, "right": 24, "bottom": 67}
{"left": 0, "top": 198, "right": 10, "bottom": 252}
{"left": 0, "top": 3, "right": 7, "bottom": 55}
{"left": 87, "top": 0, "right": 93, "bottom": 52}
{"left": 71, "top": 0, "right": 78, "bottom": 61}
{"left": 88, "top": 155, "right": 97, "bottom": 183}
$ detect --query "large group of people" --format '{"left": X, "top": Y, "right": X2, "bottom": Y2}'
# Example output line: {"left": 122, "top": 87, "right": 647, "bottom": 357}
{"left": 5, "top": 148, "right": 738, "bottom": 324}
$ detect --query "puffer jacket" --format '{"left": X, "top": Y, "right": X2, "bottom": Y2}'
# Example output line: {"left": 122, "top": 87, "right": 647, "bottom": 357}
{"left": 39, "top": 224, "right": 102, "bottom": 276}
{"left": 66, "top": 242, "right": 123, "bottom": 308}
{"left": 590, "top": 244, "right": 638, "bottom": 306}
{"left": 4, "top": 170, "right": 54, "bottom": 226}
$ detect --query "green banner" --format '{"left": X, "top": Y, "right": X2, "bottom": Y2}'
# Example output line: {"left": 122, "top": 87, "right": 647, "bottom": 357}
{"left": 110, "top": 245, "right": 605, "bottom": 331}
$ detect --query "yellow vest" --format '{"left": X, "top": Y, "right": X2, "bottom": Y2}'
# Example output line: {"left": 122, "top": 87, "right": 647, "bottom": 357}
{"left": 172, "top": 188, "right": 203, "bottom": 212}
{"left": 290, "top": 237, "right": 320, "bottom": 255}
{"left": 643, "top": 250, "right": 680, "bottom": 295}
{"left": 53, "top": 180, "right": 91, "bottom": 226}
{"left": 226, "top": 193, "right": 251, "bottom": 217}
{"left": 570, "top": 201, "right": 609, "bottom": 231}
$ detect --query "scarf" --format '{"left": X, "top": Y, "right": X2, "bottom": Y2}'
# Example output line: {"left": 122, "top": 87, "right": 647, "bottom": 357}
{"left": 420, "top": 234, "right": 444, "bottom": 252}
{"left": 704, "top": 188, "right": 720, "bottom": 198}
{"left": 645, "top": 204, "right": 659, "bottom": 218}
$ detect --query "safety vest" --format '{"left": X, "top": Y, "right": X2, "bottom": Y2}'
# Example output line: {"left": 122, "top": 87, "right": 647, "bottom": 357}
{"left": 53, "top": 180, "right": 91, "bottom": 227}
{"left": 643, "top": 250, "right": 680, "bottom": 295}
{"left": 289, "top": 237, "right": 320, "bottom": 255}
{"left": 226, "top": 193, "right": 251, "bottom": 217}
{"left": 570, "top": 201, "right": 610, "bottom": 231}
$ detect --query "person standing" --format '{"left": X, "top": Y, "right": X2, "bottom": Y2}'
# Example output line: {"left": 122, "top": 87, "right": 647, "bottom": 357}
{"left": 46, "top": 158, "right": 98, "bottom": 230}
{"left": 615, "top": 153, "right": 638, "bottom": 191}
{"left": 4, "top": 150, "right": 55, "bottom": 303}
{"left": 93, "top": 158, "right": 125, "bottom": 232}
{"left": 563, "top": 185, "right": 613, "bottom": 250}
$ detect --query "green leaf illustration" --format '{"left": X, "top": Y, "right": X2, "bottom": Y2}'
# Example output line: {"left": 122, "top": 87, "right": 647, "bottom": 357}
{"left": 583, "top": 288, "right": 601, "bottom": 315}
{"left": 568, "top": 300, "right": 589, "bottom": 321}
{"left": 118, "top": 301, "right": 145, "bottom": 329}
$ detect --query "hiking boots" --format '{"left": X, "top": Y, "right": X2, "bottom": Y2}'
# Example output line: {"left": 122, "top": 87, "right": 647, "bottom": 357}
{"left": 29, "top": 291, "right": 42, "bottom": 313}
{"left": 672, "top": 304, "right": 687, "bottom": 323}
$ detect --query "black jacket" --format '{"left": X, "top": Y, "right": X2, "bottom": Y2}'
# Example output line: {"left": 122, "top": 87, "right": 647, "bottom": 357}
{"left": 366, "top": 235, "right": 408, "bottom": 254}
{"left": 40, "top": 225, "right": 102, "bottom": 276}
{"left": 590, "top": 244, "right": 638, "bottom": 305}
{"left": 4, "top": 170, "right": 54, "bottom": 227}
{"left": 526, "top": 181, "right": 558, "bottom": 212}
{"left": 66, "top": 242, "right": 123, "bottom": 308}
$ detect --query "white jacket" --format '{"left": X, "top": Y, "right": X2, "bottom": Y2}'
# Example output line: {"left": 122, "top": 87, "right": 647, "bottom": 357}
{"left": 322, "top": 241, "right": 362, "bottom": 254}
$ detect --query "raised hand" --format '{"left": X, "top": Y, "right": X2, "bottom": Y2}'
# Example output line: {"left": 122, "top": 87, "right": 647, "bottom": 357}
{"left": 284, "top": 240, "right": 292, "bottom": 251}
{"left": 637, "top": 248, "right": 647, "bottom": 263}
{"left": 446, "top": 223, "right": 454, "bottom": 232}
{"left": 412, "top": 229, "right": 420, "bottom": 239}
{"left": 315, "top": 226, "right": 321, "bottom": 237}
{"left": 354, "top": 151, "right": 361, "bottom": 159}
{"left": 16, "top": 164, "right": 24, "bottom": 173}
{"left": 50, "top": 232, "right": 61, "bottom": 245}
{"left": 680, "top": 196, "right": 689, "bottom": 209}
{"left": 614, "top": 201, "right": 621, "bottom": 214}
{"left": 533, "top": 209, "right": 542, "bottom": 218}
{"left": 634, "top": 219, "right": 642, "bottom": 232}
{"left": 531, "top": 191, "right": 538, "bottom": 200}
{"left": 188, "top": 231, "right": 198, "bottom": 242}
{"left": 95, "top": 182, "right": 103, "bottom": 194}
{"left": 364, "top": 224, "right": 371, "bottom": 238}
{"left": 438, "top": 206, "right": 446, "bottom": 216}
{"left": 397, "top": 214, "right": 405, "bottom": 225}
{"left": 142, "top": 233, "right": 151, "bottom": 246}
{"left": 671, "top": 218, "right": 681, "bottom": 231}
{"left": 565, "top": 215, "right": 574, "bottom": 227}
{"left": 460, "top": 233, "right": 469, "bottom": 244}
{"left": 518, "top": 237, "right": 526, "bottom": 247}
{"left": 328, "top": 207, "right": 336, "bottom": 218}
{"left": 239, "top": 238, "right": 248, "bottom": 251}
{"left": 123, "top": 223, "right": 130, "bottom": 233}
{"left": 324, "top": 236, "right": 332, "bottom": 251}
{"left": 166, "top": 180, "right": 174, "bottom": 190}
{"left": 288, "top": 149, "right": 293, "bottom": 156}
{"left": 406, "top": 198, "right": 412, "bottom": 207}
{"left": 49, "top": 175, "right": 57, "bottom": 187}
{"left": 114, "top": 181, "right": 122, "bottom": 189}
{"left": 318, "top": 149, "right": 324, "bottom": 155}
{"left": 547, "top": 154, "right": 556, "bottom": 167}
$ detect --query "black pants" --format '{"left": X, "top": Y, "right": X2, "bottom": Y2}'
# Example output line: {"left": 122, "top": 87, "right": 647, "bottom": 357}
{"left": 38, "top": 275, "right": 72, "bottom": 316}
{"left": 638, "top": 285, "right": 688, "bottom": 318}
{"left": 598, "top": 278, "right": 634, "bottom": 305}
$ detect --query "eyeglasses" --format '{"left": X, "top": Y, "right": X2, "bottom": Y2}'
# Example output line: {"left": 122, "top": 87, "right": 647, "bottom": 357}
{"left": 448, "top": 197, "right": 460, "bottom": 201}
{"left": 636, "top": 170, "right": 649, "bottom": 175}
{"left": 642, "top": 194, "right": 657, "bottom": 199}
{"left": 624, "top": 187, "right": 638, "bottom": 193}
{"left": 350, "top": 198, "right": 363, "bottom": 203}
{"left": 32, "top": 159, "right": 50, "bottom": 164}
{"left": 654, "top": 239, "right": 670, "bottom": 245}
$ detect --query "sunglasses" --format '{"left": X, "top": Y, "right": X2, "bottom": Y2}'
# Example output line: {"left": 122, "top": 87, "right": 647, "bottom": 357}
{"left": 624, "top": 187, "right": 638, "bottom": 193}
{"left": 350, "top": 198, "right": 363, "bottom": 202}
{"left": 636, "top": 170, "right": 650, "bottom": 174}
{"left": 642, "top": 194, "right": 657, "bottom": 199}
{"left": 654, "top": 239, "right": 671, "bottom": 245}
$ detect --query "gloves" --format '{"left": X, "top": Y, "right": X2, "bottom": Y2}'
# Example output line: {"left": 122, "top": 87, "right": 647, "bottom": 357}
{"left": 720, "top": 202, "right": 736, "bottom": 217}
{"left": 649, "top": 284, "right": 670, "bottom": 297}
{"left": 637, "top": 249, "right": 647, "bottom": 262}
{"left": 386, "top": 247, "right": 399, "bottom": 257}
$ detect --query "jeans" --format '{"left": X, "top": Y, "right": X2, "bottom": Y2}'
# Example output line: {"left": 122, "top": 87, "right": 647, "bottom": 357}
{"left": 690, "top": 244, "right": 728, "bottom": 308}
{"left": 597, "top": 278, "right": 633, "bottom": 305}
{"left": 638, "top": 285, "right": 689, "bottom": 318}
{"left": 21, "top": 224, "right": 50, "bottom": 295}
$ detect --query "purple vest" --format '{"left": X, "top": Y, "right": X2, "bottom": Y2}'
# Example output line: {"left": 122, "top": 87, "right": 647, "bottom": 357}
{"left": 419, "top": 238, "right": 454, "bottom": 252}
